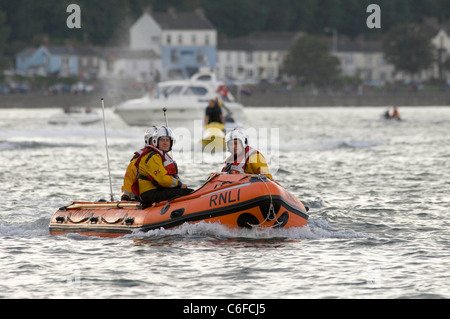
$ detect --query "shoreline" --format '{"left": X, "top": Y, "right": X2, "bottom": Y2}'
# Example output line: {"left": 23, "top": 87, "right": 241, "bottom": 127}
{"left": 1, "top": 91, "right": 450, "bottom": 108}
{"left": 240, "top": 91, "right": 450, "bottom": 107}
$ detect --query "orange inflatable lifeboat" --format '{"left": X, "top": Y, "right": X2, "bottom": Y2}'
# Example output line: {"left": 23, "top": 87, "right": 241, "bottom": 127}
{"left": 49, "top": 173, "right": 309, "bottom": 238}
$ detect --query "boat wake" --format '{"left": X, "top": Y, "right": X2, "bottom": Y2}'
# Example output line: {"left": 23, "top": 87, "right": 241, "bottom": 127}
{"left": 126, "top": 219, "right": 368, "bottom": 241}
{"left": 0, "top": 216, "right": 367, "bottom": 241}
{"left": 0, "top": 218, "right": 50, "bottom": 238}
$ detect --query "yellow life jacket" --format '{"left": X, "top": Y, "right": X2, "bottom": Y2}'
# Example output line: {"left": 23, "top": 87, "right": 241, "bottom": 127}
{"left": 132, "top": 146, "right": 180, "bottom": 196}
{"left": 222, "top": 146, "right": 273, "bottom": 180}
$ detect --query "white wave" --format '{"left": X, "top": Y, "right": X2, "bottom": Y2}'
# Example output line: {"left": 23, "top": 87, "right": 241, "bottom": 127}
{"left": 0, "top": 140, "right": 88, "bottom": 151}
{"left": 0, "top": 125, "right": 139, "bottom": 139}
{"left": 307, "top": 218, "right": 370, "bottom": 239}
{"left": 278, "top": 138, "right": 382, "bottom": 152}
{"left": 128, "top": 219, "right": 369, "bottom": 240}
{"left": 0, "top": 219, "right": 49, "bottom": 238}
{"left": 0, "top": 141, "right": 16, "bottom": 151}
{"left": 0, "top": 216, "right": 368, "bottom": 241}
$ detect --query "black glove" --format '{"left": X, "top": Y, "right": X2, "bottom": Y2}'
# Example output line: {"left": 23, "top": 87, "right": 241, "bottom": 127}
{"left": 224, "top": 163, "right": 232, "bottom": 173}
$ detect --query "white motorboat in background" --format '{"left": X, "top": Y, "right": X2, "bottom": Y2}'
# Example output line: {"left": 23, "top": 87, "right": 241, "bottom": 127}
{"left": 48, "top": 107, "right": 102, "bottom": 125}
{"left": 113, "top": 70, "right": 246, "bottom": 130}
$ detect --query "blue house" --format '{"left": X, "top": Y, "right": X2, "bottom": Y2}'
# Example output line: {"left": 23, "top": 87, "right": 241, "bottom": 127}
{"left": 16, "top": 45, "right": 78, "bottom": 76}
{"left": 130, "top": 8, "right": 217, "bottom": 80}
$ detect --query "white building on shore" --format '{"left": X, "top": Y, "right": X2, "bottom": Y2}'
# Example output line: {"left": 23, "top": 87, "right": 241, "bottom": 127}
{"left": 217, "top": 32, "right": 302, "bottom": 83}
{"left": 130, "top": 7, "right": 217, "bottom": 80}
{"left": 331, "top": 38, "right": 395, "bottom": 86}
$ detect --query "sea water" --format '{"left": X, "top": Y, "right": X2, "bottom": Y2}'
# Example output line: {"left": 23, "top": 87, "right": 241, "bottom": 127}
{"left": 0, "top": 106, "right": 449, "bottom": 299}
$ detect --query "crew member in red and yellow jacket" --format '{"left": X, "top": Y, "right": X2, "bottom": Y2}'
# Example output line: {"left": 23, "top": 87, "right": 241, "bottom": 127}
{"left": 121, "top": 126, "right": 158, "bottom": 201}
{"left": 134, "top": 126, "right": 193, "bottom": 204}
{"left": 222, "top": 129, "right": 273, "bottom": 180}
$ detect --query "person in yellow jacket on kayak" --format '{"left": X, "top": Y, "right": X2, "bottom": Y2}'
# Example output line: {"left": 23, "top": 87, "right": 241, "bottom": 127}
{"left": 134, "top": 126, "right": 194, "bottom": 204}
{"left": 222, "top": 128, "right": 273, "bottom": 180}
{"left": 121, "top": 126, "right": 159, "bottom": 201}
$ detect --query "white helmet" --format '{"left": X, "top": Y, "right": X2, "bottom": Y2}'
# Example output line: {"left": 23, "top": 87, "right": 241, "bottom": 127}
{"left": 144, "top": 126, "right": 158, "bottom": 146}
{"left": 152, "top": 126, "right": 175, "bottom": 150}
{"left": 225, "top": 128, "right": 248, "bottom": 152}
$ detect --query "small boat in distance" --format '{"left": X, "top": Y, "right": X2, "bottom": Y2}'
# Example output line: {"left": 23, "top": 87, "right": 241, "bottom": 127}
{"left": 382, "top": 106, "right": 402, "bottom": 121}
{"left": 114, "top": 70, "right": 246, "bottom": 130}
{"left": 48, "top": 106, "right": 102, "bottom": 125}
{"left": 49, "top": 173, "right": 309, "bottom": 238}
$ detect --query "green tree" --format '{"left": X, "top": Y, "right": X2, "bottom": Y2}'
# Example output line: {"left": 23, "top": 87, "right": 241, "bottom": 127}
{"left": 0, "top": 10, "right": 10, "bottom": 54}
{"left": 72, "top": 0, "right": 129, "bottom": 45}
{"left": 305, "top": 0, "right": 343, "bottom": 35}
{"left": 202, "top": 0, "right": 267, "bottom": 37}
{"left": 382, "top": 24, "right": 435, "bottom": 77}
{"left": 282, "top": 34, "right": 340, "bottom": 87}
{"left": 443, "top": 56, "right": 450, "bottom": 74}
{"left": 0, "top": 10, "right": 10, "bottom": 73}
